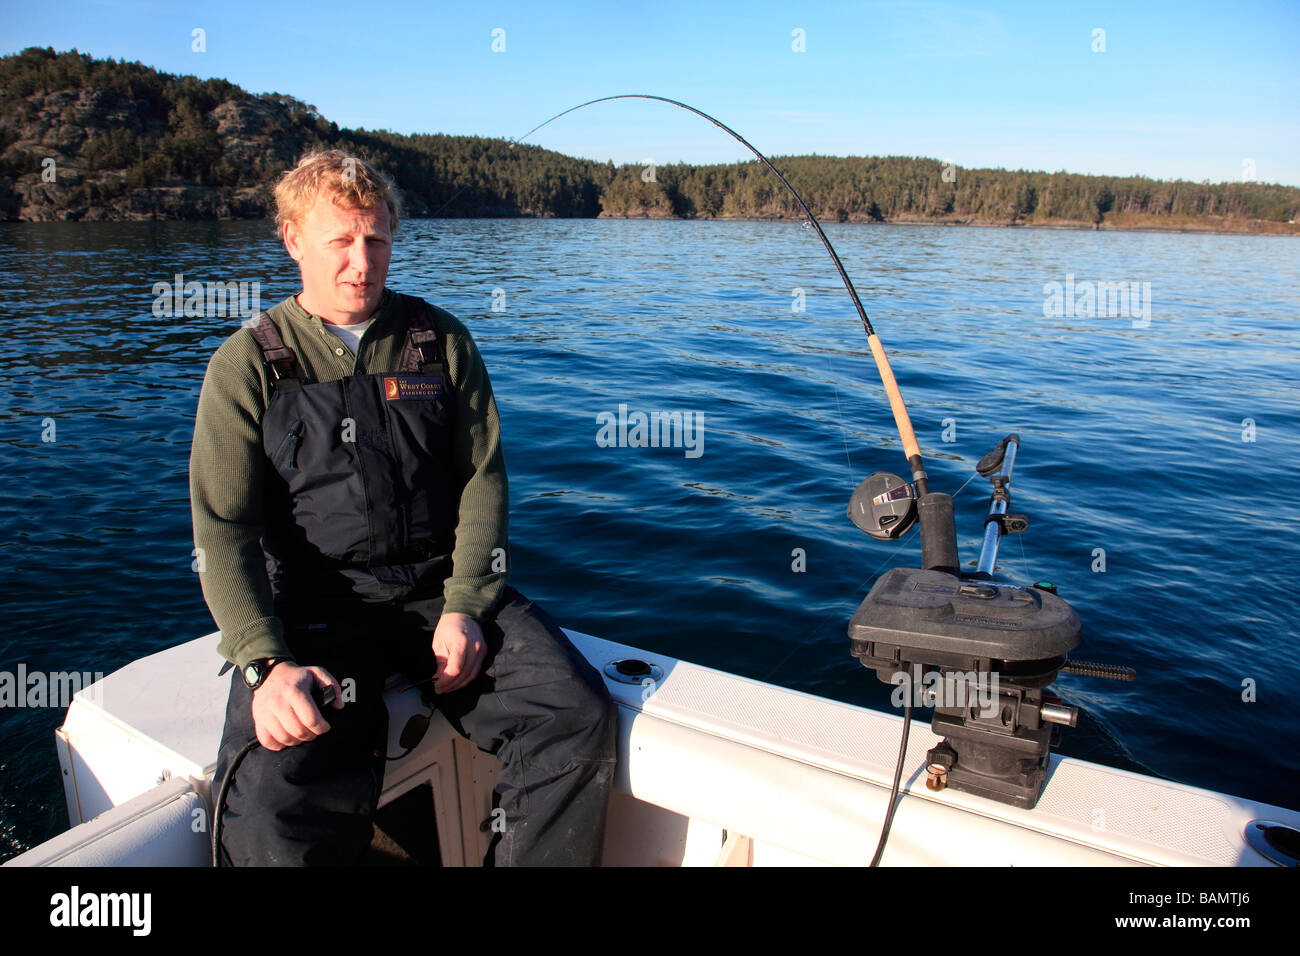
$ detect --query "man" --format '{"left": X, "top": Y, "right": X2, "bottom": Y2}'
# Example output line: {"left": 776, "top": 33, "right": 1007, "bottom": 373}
{"left": 189, "top": 148, "right": 617, "bottom": 866}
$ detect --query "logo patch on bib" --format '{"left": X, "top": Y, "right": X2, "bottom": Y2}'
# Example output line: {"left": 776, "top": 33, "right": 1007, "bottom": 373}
{"left": 383, "top": 375, "right": 444, "bottom": 402}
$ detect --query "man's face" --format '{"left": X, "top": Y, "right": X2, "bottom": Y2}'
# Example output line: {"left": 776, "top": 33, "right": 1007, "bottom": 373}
{"left": 283, "top": 194, "right": 392, "bottom": 324}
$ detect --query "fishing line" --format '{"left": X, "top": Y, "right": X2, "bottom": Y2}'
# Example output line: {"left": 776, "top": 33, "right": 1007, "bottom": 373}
{"left": 758, "top": 522, "right": 920, "bottom": 683}
{"left": 829, "top": 359, "right": 855, "bottom": 480}
{"left": 948, "top": 469, "right": 980, "bottom": 500}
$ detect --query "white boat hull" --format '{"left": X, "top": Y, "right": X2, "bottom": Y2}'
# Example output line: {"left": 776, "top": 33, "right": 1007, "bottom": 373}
{"left": 8, "top": 630, "right": 1296, "bottom": 867}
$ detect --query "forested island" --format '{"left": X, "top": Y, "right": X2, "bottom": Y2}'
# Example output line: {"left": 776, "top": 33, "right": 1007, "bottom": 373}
{"left": 2, "top": 47, "right": 1297, "bottom": 234}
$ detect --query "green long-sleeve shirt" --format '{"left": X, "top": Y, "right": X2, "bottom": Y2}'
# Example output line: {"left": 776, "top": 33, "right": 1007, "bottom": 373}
{"left": 189, "top": 289, "right": 508, "bottom": 671}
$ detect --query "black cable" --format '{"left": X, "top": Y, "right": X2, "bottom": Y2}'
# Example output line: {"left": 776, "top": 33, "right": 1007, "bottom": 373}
{"left": 211, "top": 737, "right": 259, "bottom": 868}
{"left": 870, "top": 684, "right": 913, "bottom": 867}
{"left": 210, "top": 683, "right": 430, "bottom": 865}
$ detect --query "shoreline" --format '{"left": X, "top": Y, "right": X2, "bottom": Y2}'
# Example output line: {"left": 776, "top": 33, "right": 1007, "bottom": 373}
{"left": 5, "top": 209, "right": 1297, "bottom": 238}
{"left": 590, "top": 211, "right": 1300, "bottom": 238}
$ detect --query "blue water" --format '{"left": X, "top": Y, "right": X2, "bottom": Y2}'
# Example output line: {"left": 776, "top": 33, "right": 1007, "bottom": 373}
{"left": 0, "top": 218, "right": 1297, "bottom": 860}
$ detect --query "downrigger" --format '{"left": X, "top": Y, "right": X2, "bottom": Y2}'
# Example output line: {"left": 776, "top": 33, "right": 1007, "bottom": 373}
{"left": 846, "top": 434, "right": 1134, "bottom": 812}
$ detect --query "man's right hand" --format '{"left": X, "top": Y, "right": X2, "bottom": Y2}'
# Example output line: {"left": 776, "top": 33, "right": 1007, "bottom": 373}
{"left": 251, "top": 662, "right": 344, "bottom": 751}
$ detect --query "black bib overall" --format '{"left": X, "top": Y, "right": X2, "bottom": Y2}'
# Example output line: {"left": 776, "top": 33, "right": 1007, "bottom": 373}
{"left": 248, "top": 294, "right": 458, "bottom": 604}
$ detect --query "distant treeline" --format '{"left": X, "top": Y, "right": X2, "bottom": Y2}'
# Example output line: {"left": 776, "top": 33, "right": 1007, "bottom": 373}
{"left": 2, "top": 47, "right": 1297, "bottom": 230}
{"left": 604, "top": 155, "right": 1300, "bottom": 226}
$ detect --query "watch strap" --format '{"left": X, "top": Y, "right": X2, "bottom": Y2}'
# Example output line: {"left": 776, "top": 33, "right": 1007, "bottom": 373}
{"left": 243, "top": 656, "right": 288, "bottom": 690}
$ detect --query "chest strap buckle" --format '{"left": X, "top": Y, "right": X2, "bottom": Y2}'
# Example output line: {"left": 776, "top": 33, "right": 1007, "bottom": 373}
{"left": 265, "top": 346, "right": 300, "bottom": 383}
{"left": 247, "top": 312, "right": 303, "bottom": 389}
{"left": 409, "top": 329, "right": 440, "bottom": 371}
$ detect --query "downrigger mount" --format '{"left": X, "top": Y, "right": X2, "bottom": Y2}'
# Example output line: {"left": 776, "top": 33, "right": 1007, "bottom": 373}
{"left": 846, "top": 434, "right": 1134, "bottom": 810}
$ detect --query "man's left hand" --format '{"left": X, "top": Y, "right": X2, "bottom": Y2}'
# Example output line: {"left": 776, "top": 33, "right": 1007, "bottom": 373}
{"left": 431, "top": 612, "right": 486, "bottom": 694}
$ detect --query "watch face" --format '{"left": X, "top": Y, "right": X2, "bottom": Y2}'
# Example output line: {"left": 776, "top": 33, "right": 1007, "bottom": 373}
{"left": 244, "top": 662, "right": 262, "bottom": 686}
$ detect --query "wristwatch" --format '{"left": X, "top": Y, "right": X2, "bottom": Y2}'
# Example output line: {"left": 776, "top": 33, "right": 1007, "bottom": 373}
{"left": 242, "top": 657, "right": 288, "bottom": 691}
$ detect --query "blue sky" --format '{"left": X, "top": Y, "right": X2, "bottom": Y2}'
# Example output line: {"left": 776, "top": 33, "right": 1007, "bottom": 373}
{"left": 4, "top": 0, "right": 1298, "bottom": 184}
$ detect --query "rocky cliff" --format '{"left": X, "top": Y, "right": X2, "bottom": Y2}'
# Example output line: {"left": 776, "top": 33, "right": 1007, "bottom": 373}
{"left": 1, "top": 85, "right": 324, "bottom": 220}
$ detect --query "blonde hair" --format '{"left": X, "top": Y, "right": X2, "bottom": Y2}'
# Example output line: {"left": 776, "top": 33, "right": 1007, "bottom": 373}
{"left": 273, "top": 149, "right": 402, "bottom": 232}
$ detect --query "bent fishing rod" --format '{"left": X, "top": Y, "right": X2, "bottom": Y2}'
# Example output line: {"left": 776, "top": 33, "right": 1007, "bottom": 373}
{"left": 505, "top": 94, "right": 974, "bottom": 866}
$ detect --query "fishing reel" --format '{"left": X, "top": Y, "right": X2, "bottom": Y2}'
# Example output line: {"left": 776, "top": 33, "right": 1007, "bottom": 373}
{"left": 847, "top": 434, "right": 1134, "bottom": 810}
